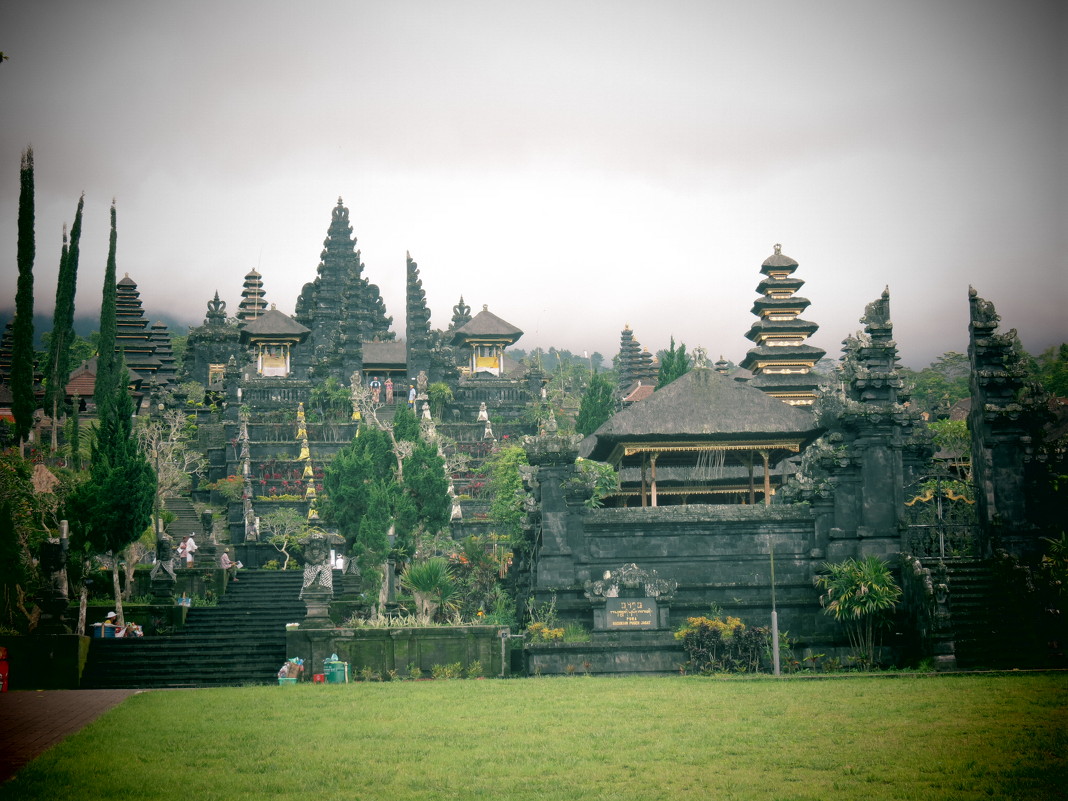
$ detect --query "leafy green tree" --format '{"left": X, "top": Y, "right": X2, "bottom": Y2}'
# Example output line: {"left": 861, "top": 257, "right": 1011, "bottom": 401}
{"left": 0, "top": 451, "right": 40, "bottom": 631}
{"left": 927, "top": 418, "right": 972, "bottom": 483}
{"left": 260, "top": 507, "right": 308, "bottom": 570}
{"left": 485, "top": 445, "right": 529, "bottom": 555}
{"left": 322, "top": 417, "right": 449, "bottom": 575}
{"left": 657, "top": 336, "right": 691, "bottom": 389}
{"left": 901, "top": 351, "right": 970, "bottom": 415}
{"left": 397, "top": 440, "right": 451, "bottom": 548}
{"left": 40, "top": 330, "right": 96, "bottom": 371}
{"left": 1033, "top": 344, "right": 1068, "bottom": 397}
{"left": 11, "top": 147, "right": 35, "bottom": 447}
{"left": 400, "top": 556, "right": 458, "bottom": 622}
{"left": 427, "top": 381, "right": 454, "bottom": 418}
{"left": 309, "top": 375, "right": 350, "bottom": 421}
{"left": 575, "top": 372, "right": 615, "bottom": 436}
{"left": 814, "top": 556, "right": 902, "bottom": 668}
{"left": 68, "top": 365, "right": 155, "bottom": 627}
{"left": 44, "top": 194, "right": 84, "bottom": 450}
{"left": 392, "top": 405, "right": 421, "bottom": 444}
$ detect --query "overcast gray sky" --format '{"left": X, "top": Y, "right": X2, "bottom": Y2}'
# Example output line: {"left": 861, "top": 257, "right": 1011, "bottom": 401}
{"left": 2, "top": 0, "right": 1065, "bottom": 369}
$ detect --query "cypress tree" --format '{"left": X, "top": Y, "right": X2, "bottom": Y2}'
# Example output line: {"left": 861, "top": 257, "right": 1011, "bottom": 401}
{"left": 69, "top": 361, "right": 155, "bottom": 625}
{"left": 657, "top": 336, "right": 691, "bottom": 389}
{"left": 11, "top": 147, "right": 35, "bottom": 446}
{"left": 94, "top": 201, "right": 118, "bottom": 419}
{"left": 576, "top": 372, "right": 616, "bottom": 436}
{"left": 45, "top": 194, "right": 84, "bottom": 450}
{"left": 68, "top": 201, "right": 154, "bottom": 625}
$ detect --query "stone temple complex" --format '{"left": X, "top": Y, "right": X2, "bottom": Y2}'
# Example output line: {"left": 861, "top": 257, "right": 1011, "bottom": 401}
{"left": 7, "top": 201, "right": 1062, "bottom": 688}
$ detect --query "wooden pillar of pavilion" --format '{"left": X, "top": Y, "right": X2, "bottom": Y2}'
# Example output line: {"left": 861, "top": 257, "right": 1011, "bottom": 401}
{"left": 761, "top": 449, "right": 771, "bottom": 506}
{"left": 640, "top": 455, "right": 648, "bottom": 508}
{"left": 650, "top": 453, "right": 659, "bottom": 508}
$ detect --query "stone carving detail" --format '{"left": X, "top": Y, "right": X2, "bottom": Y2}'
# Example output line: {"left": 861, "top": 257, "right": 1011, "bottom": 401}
{"left": 584, "top": 563, "right": 677, "bottom": 600}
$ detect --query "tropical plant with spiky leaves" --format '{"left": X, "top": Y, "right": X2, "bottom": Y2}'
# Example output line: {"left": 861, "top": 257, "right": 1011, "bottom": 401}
{"left": 814, "top": 555, "right": 901, "bottom": 668}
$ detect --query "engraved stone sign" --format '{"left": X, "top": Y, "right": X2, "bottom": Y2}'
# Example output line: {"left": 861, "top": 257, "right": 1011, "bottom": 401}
{"left": 605, "top": 598, "right": 656, "bottom": 629}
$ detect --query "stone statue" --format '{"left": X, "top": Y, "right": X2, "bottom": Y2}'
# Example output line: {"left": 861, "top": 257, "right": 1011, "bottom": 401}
{"left": 416, "top": 370, "right": 429, "bottom": 395}
{"left": 150, "top": 532, "right": 178, "bottom": 580}
{"left": 861, "top": 287, "right": 891, "bottom": 330}
{"left": 299, "top": 529, "right": 345, "bottom": 598}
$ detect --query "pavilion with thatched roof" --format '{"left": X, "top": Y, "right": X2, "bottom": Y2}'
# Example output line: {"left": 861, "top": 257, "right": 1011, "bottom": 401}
{"left": 240, "top": 305, "right": 311, "bottom": 378}
{"left": 581, "top": 367, "right": 823, "bottom": 506}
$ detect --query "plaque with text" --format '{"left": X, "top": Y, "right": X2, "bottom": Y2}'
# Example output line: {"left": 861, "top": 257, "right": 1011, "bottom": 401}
{"left": 605, "top": 598, "right": 656, "bottom": 629}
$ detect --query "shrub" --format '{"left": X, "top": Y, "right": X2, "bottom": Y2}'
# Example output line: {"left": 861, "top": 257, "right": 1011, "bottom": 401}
{"left": 430, "top": 662, "right": 463, "bottom": 679}
{"left": 526, "top": 621, "right": 565, "bottom": 642}
{"left": 674, "top": 615, "right": 771, "bottom": 673}
{"left": 206, "top": 475, "right": 244, "bottom": 503}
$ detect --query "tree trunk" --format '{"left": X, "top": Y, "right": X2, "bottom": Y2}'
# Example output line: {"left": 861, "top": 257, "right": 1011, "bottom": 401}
{"left": 111, "top": 555, "right": 125, "bottom": 626}
{"left": 76, "top": 582, "right": 88, "bottom": 636}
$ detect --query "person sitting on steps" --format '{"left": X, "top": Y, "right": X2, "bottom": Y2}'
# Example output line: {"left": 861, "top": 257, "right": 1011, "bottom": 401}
{"left": 220, "top": 549, "right": 241, "bottom": 582}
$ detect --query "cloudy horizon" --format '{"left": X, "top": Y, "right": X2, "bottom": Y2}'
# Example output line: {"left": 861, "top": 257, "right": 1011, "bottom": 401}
{"left": 2, "top": 1, "right": 1065, "bottom": 370}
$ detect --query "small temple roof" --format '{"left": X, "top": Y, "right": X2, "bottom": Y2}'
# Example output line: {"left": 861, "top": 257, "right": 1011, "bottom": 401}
{"left": 362, "top": 340, "right": 407, "bottom": 367}
{"left": 451, "top": 305, "right": 523, "bottom": 345}
{"left": 760, "top": 244, "right": 799, "bottom": 271}
{"left": 240, "top": 306, "right": 310, "bottom": 339}
{"left": 582, "top": 367, "right": 822, "bottom": 463}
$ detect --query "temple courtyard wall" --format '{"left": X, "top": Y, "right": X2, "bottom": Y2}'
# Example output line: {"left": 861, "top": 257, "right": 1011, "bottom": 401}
{"left": 532, "top": 503, "right": 845, "bottom": 650}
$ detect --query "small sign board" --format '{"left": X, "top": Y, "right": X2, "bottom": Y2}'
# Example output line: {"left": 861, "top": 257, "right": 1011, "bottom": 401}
{"left": 605, "top": 598, "right": 656, "bottom": 629}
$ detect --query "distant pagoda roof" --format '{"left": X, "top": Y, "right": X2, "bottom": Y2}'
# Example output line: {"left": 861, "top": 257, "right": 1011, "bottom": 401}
{"left": 761, "top": 247, "right": 799, "bottom": 271}
{"left": 451, "top": 305, "right": 523, "bottom": 345}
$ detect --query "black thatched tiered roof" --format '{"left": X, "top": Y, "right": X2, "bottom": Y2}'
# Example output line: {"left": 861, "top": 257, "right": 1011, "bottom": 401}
{"left": 583, "top": 367, "right": 821, "bottom": 462}
{"left": 581, "top": 367, "right": 822, "bottom": 505}
{"left": 450, "top": 305, "right": 523, "bottom": 345}
{"left": 240, "top": 307, "right": 310, "bottom": 341}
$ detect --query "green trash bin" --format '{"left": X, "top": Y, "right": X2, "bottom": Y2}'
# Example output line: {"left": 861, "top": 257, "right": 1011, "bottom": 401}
{"left": 324, "top": 661, "right": 349, "bottom": 684}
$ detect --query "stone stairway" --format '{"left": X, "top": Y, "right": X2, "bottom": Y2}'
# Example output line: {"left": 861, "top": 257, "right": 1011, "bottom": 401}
{"left": 164, "top": 495, "right": 203, "bottom": 539}
{"left": 80, "top": 571, "right": 307, "bottom": 689}
{"left": 943, "top": 558, "right": 1044, "bottom": 669}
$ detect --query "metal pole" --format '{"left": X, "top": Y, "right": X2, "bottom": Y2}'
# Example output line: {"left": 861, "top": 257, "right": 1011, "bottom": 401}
{"left": 770, "top": 539, "right": 780, "bottom": 676}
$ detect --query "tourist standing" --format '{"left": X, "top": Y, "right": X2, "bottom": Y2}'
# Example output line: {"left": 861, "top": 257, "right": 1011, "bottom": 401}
{"left": 408, "top": 384, "right": 416, "bottom": 410}
{"left": 385, "top": 377, "right": 394, "bottom": 404}
{"left": 184, "top": 534, "right": 198, "bottom": 568}
{"left": 370, "top": 376, "right": 382, "bottom": 404}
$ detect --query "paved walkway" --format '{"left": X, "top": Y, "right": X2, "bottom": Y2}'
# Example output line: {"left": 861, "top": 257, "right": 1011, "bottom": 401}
{"left": 0, "top": 689, "right": 139, "bottom": 783}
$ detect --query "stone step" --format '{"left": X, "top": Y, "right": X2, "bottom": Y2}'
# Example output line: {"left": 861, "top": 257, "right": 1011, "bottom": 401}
{"left": 81, "top": 571, "right": 307, "bottom": 689}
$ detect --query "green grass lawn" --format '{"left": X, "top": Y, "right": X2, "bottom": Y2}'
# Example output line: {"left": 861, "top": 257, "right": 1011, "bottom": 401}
{"left": 3, "top": 674, "right": 1065, "bottom": 801}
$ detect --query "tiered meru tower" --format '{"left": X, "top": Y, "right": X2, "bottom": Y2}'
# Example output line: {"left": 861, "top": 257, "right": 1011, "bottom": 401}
{"left": 237, "top": 269, "right": 268, "bottom": 322}
{"left": 405, "top": 252, "right": 432, "bottom": 380}
{"left": 294, "top": 198, "right": 392, "bottom": 379}
{"left": 115, "top": 274, "right": 167, "bottom": 386}
{"left": 616, "top": 325, "right": 658, "bottom": 397}
{"left": 740, "top": 244, "right": 825, "bottom": 405}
